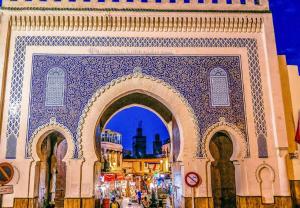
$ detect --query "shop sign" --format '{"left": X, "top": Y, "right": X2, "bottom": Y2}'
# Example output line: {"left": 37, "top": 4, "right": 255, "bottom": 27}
{"left": 103, "top": 174, "right": 115, "bottom": 182}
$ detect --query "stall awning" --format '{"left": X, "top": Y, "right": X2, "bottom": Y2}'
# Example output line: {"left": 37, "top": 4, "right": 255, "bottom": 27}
{"left": 102, "top": 173, "right": 125, "bottom": 182}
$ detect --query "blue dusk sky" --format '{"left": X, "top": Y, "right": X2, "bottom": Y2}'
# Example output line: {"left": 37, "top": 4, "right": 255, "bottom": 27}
{"left": 270, "top": 0, "right": 300, "bottom": 68}
{"left": 106, "top": 106, "right": 170, "bottom": 154}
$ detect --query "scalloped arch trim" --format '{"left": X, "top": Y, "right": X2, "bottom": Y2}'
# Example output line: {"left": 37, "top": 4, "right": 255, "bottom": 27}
{"left": 28, "top": 117, "right": 75, "bottom": 161}
{"left": 202, "top": 117, "right": 247, "bottom": 160}
{"left": 76, "top": 71, "right": 200, "bottom": 159}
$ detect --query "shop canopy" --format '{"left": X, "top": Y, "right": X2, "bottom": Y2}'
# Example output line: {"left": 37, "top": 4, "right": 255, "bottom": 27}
{"left": 102, "top": 173, "right": 124, "bottom": 182}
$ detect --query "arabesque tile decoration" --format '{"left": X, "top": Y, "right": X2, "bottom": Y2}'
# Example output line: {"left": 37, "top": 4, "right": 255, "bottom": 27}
{"left": 5, "top": 36, "right": 266, "bottom": 158}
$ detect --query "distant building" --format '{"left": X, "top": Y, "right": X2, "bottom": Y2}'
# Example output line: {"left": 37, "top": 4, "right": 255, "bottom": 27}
{"left": 132, "top": 121, "right": 146, "bottom": 158}
{"left": 95, "top": 128, "right": 123, "bottom": 173}
{"left": 153, "top": 134, "right": 162, "bottom": 155}
{"left": 123, "top": 149, "right": 132, "bottom": 158}
{"left": 162, "top": 139, "right": 171, "bottom": 157}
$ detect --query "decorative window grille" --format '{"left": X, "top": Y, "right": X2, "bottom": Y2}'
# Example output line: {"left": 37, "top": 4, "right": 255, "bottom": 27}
{"left": 210, "top": 67, "right": 230, "bottom": 107}
{"left": 45, "top": 67, "right": 65, "bottom": 106}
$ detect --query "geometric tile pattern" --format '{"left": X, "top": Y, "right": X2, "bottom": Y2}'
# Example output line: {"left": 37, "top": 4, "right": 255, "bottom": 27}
{"left": 29, "top": 55, "right": 244, "bottom": 159}
{"left": 6, "top": 36, "right": 266, "bottom": 158}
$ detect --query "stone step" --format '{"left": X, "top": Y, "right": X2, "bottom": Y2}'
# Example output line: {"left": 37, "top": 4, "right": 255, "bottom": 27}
{"left": 55, "top": 199, "right": 64, "bottom": 208}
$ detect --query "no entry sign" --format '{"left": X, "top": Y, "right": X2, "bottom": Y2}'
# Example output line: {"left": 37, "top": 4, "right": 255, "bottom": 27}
{"left": 0, "top": 163, "right": 14, "bottom": 185}
{"left": 185, "top": 172, "right": 201, "bottom": 187}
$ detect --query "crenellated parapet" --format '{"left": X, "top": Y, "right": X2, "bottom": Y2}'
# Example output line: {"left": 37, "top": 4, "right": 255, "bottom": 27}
{"left": 9, "top": 14, "right": 263, "bottom": 32}
{"left": 1, "top": 0, "right": 269, "bottom": 11}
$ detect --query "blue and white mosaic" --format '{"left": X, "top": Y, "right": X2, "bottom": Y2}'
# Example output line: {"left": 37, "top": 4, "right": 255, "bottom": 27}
{"left": 28, "top": 55, "right": 246, "bottom": 158}
{"left": 6, "top": 36, "right": 267, "bottom": 159}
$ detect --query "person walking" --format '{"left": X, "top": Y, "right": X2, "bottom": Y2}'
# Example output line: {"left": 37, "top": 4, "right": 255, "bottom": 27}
{"left": 110, "top": 197, "right": 120, "bottom": 208}
{"left": 137, "top": 190, "right": 142, "bottom": 205}
{"left": 142, "top": 196, "right": 150, "bottom": 208}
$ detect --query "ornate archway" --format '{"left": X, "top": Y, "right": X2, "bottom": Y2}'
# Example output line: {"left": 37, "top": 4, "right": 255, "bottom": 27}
{"left": 29, "top": 117, "right": 75, "bottom": 162}
{"left": 77, "top": 72, "right": 200, "bottom": 198}
{"left": 203, "top": 117, "right": 247, "bottom": 161}
{"left": 27, "top": 118, "right": 75, "bottom": 207}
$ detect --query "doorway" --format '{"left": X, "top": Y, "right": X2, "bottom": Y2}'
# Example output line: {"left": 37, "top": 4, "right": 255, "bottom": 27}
{"left": 37, "top": 132, "right": 67, "bottom": 208}
{"left": 209, "top": 132, "right": 236, "bottom": 208}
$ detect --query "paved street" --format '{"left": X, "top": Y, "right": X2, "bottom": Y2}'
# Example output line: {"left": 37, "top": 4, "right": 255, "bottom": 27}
{"left": 121, "top": 197, "right": 142, "bottom": 208}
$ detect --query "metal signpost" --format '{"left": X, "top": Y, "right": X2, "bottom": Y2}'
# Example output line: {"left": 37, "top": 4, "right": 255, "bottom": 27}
{"left": 185, "top": 172, "right": 202, "bottom": 208}
{"left": 0, "top": 162, "right": 14, "bottom": 207}
{"left": 0, "top": 185, "right": 13, "bottom": 194}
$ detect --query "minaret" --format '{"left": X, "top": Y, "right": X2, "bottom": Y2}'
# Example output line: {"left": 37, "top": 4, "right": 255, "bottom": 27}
{"left": 132, "top": 121, "right": 147, "bottom": 158}
{"left": 153, "top": 134, "right": 162, "bottom": 155}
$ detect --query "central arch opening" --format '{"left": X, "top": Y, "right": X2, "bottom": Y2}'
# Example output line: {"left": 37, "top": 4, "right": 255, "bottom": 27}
{"left": 94, "top": 92, "right": 179, "bottom": 208}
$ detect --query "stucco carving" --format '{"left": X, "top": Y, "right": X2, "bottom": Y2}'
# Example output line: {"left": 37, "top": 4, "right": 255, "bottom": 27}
{"left": 76, "top": 71, "right": 200, "bottom": 159}
{"left": 10, "top": 15, "right": 264, "bottom": 33}
{"left": 255, "top": 162, "right": 275, "bottom": 183}
{"left": 202, "top": 117, "right": 247, "bottom": 160}
{"left": 28, "top": 117, "right": 75, "bottom": 160}
{"left": 255, "top": 162, "right": 275, "bottom": 204}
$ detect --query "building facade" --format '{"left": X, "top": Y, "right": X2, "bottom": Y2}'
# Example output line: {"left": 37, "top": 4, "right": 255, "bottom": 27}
{"left": 96, "top": 129, "right": 123, "bottom": 173}
{"left": 0, "top": 0, "right": 299, "bottom": 207}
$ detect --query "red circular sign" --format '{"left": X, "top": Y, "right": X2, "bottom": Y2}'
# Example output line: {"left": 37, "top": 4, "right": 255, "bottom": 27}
{"left": 0, "top": 162, "right": 14, "bottom": 185}
{"left": 185, "top": 172, "right": 201, "bottom": 187}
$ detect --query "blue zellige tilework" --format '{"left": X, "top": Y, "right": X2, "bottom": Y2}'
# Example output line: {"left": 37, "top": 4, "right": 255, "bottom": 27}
{"left": 6, "top": 36, "right": 266, "bottom": 158}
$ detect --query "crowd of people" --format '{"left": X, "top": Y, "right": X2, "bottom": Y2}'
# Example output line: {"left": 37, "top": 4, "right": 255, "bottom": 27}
{"left": 106, "top": 189, "right": 171, "bottom": 208}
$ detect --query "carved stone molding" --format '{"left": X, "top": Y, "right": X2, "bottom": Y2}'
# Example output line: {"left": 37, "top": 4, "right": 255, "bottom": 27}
{"left": 255, "top": 162, "right": 275, "bottom": 183}
{"left": 27, "top": 117, "right": 75, "bottom": 159}
{"left": 9, "top": 14, "right": 263, "bottom": 33}
{"left": 76, "top": 71, "right": 200, "bottom": 159}
{"left": 202, "top": 117, "right": 248, "bottom": 159}
{"left": 2, "top": 0, "right": 269, "bottom": 11}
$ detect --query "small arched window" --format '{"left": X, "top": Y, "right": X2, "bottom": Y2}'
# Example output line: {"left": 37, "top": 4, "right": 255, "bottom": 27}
{"left": 45, "top": 67, "right": 65, "bottom": 107}
{"left": 209, "top": 67, "right": 230, "bottom": 107}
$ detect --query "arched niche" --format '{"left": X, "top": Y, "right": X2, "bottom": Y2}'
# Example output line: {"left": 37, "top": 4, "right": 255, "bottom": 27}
{"left": 30, "top": 121, "right": 75, "bottom": 163}
{"left": 203, "top": 118, "right": 247, "bottom": 161}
